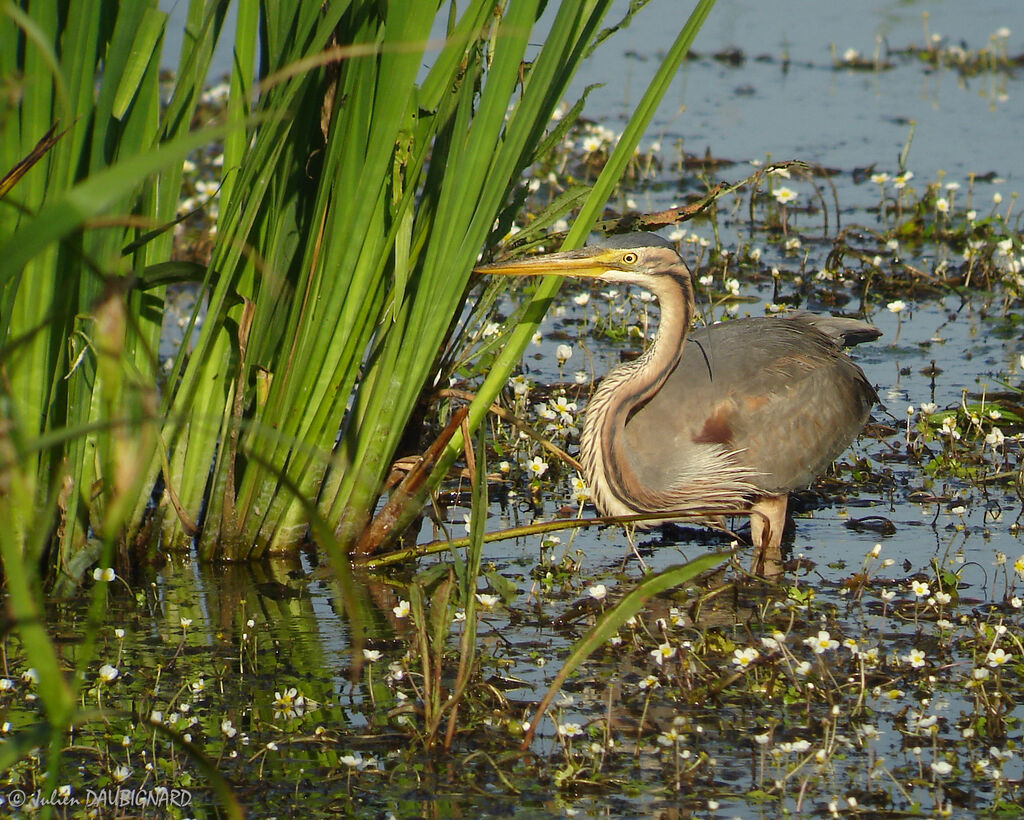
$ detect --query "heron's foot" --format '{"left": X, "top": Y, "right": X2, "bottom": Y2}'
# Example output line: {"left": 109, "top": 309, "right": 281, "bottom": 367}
{"left": 751, "top": 543, "right": 784, "bottom": 579}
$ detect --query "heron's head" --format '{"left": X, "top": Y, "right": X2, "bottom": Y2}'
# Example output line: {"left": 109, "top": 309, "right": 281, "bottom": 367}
{"left": 474, "top": 232, "right": 688, "bottom": 288}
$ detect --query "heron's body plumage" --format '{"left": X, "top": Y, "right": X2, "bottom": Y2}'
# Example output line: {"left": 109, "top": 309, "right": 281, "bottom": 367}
{"left": 621, "top": 315, "right": 878, "bottom": 503}
{"left": 476, "top": 232, "right": 880, "bottom": 571}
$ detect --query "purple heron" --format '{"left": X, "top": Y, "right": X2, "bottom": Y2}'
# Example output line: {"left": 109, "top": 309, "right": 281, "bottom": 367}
{"left": 476, "top": 232, "right": 880, "bottom": 572}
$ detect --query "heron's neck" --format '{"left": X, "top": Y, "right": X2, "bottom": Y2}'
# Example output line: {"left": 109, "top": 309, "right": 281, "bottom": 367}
{"left": 597, "top": 271, "right": 693, "bottom": 412}
{"left": 580, "top": 271, "right": 694, "bottom": 516}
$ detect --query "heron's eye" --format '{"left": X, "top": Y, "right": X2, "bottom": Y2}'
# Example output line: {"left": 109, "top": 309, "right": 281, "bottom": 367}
{"left": 621, "top": 252, "right": 638, "bottom": 264}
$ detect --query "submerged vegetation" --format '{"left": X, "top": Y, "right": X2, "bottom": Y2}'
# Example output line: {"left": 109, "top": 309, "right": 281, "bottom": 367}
{"left": 1, "top": 1, "right": 1024, "bottom": 817}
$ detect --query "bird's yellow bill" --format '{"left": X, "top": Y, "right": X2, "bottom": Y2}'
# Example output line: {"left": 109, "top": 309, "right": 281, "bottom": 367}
{"left": 473, "top": 246, "right": 622, "bottom": 278}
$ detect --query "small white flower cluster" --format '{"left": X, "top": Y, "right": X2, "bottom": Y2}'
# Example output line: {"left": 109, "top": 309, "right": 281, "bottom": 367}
{"left": 272, "top": 686, "right": 315, "bottom": 719}
{"left": 579, "top": 123, "right": 619, "bottom": 155}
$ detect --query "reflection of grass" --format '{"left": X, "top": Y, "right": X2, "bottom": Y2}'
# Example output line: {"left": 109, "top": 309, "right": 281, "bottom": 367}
{"left": 6, "top": 536, "right": 1024, "bottom": 815}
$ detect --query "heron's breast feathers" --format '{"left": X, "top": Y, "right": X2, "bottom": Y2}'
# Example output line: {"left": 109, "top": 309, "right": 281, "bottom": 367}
{"left": 584, "top": 434, "right": 761, "bottom": 524}
{"left": 645, "top": 445, "right": 762, "bottom": 516}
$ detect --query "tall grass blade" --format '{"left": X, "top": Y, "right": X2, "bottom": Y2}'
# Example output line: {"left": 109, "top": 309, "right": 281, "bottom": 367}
{"left": 371, "top": 0, "right": 718, "bottom": 552}
{"left": 521, "top": 551, "right": 729, "bottom": 748}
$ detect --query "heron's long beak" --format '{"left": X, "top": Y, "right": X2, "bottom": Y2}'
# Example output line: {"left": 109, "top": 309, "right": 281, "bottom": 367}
{"left": 473, "top": 246, "right": 621, "bottom": 278}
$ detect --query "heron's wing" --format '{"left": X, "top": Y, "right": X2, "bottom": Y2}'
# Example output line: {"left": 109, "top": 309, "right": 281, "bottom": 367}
{"left": 782, "top": 311, "right": 882, "bottom": 347}
{"left": 623, "top": 316, "right": 877, "bottom": 495}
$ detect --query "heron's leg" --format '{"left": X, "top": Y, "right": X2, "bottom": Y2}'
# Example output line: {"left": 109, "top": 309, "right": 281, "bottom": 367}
{"left": 622, "top": 524, "right": 648, "bottom": 572}
{"left": 750, "top": 494, "right": 787, "bottom": 576}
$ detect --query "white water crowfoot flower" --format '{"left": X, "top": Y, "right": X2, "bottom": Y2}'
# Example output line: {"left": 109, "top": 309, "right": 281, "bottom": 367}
{"left": 510, "top": 374, "right": 531, "bottom": 397}
{"left": 940, "top": 416, "right": 960, "bottom": 440}
{"left": 732, "top": 647, "right": 759, "bottom": 668}
{"left": 804, "top": 631, "right": 839, "bottom": 654}
{"left": 777, "top": 739, "right": 812, "bottom": 755}
{"left": 986, "top": 648, "right": 1012, "bottom": 668}
{"left": 903, "top": 648, "right": 927, "bottom": 668}
{"left": 886, "top": 299, "right": 906, "bottom": 342}
{"left": 760, "top": 631, "right": 787, "bottom": 652}
{"left": 392, "top": 599, "right": 411, "bottom": 619}
{"left": 526, "top": 455, "right": 549, "bottom": 478}
{"left": 657, "top": 727, "right": 682, "bottom": 747}
{"left": 772, "top": 186, "right": 797, "bottom": 205}
{"left": 534, "top": 401, "right": 557, "bottom": 422}
{"left": 587, "top": 584, "right": 607, "bottom": 601}
{"left": 771, "top": 186, "right": 798, "bottom": 233}
{"left": 92, "top": 567, "right": 116, "bottom": 582}
{"left": 475, "top": 593, "right": 501, "bottom": 609}
{"left": 555, "top": 343, "right": 573, "bottom": 365}
{"left": 911, "top": 579, "right": 931, "bottom": 598}
{"left": 893, "top": 170, "right": 913, "bottom": 190}
{"left": 638, "top": 674, "right": 660, "bottom": 691}
{"left": 273, "top": 687, "right": 309, "bottom": 719}
{"left": 549, "top": 395, "right": 577, "bottom": 424}
{"left": 339, "top": 751, "right": 380, "bottom": 771}
{"left": 651, "top": 642, "right": 677, "bottom": 666}
{"left": 98, "top": 664, "right": 119, "bottom": 683}
{"left": 571, "top": 474, "right": 590, "bottom": 503}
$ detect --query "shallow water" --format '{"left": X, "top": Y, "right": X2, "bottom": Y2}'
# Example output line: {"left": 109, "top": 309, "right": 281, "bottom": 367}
{"left": 571, "top": 0, "right": 1023, "bottom": 183}
{"left": 7, "top": 3, "right": 1024, "bottom": 818}
{"left": 502, "top": 0, "right": 1024, "bottom": 579}
{"left": 437, "top": 4, "right": 1024, "bottom": 816}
